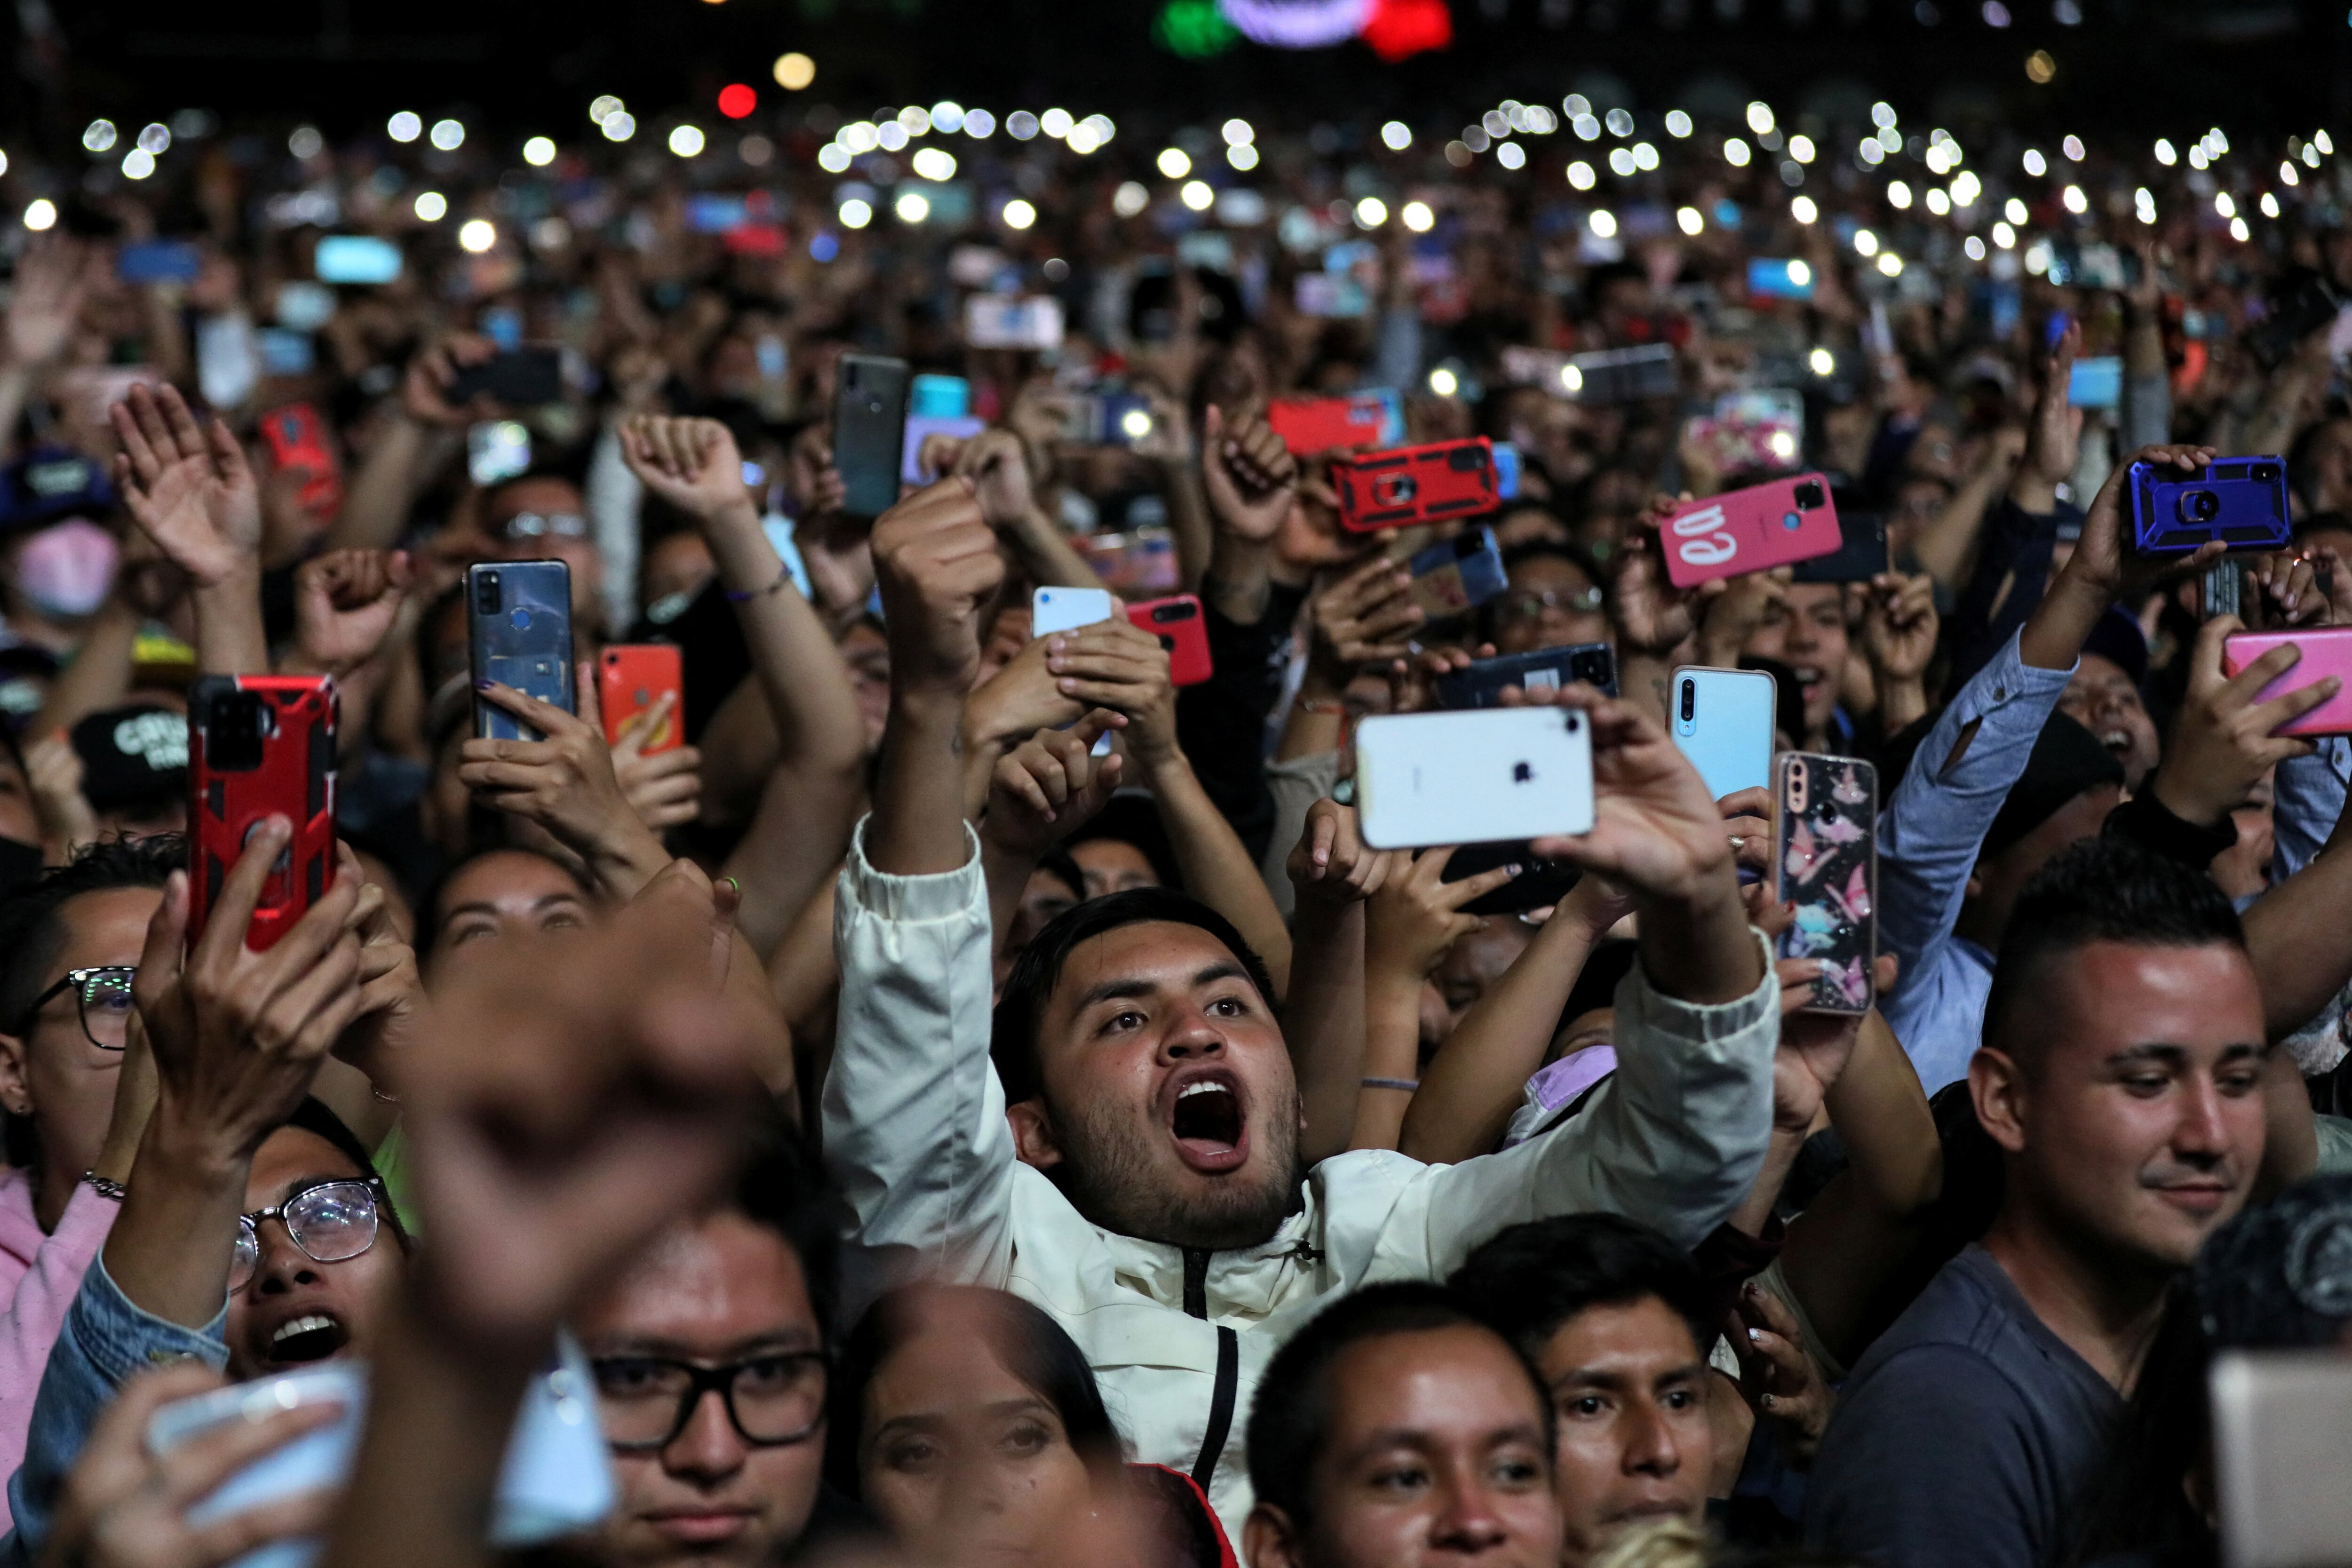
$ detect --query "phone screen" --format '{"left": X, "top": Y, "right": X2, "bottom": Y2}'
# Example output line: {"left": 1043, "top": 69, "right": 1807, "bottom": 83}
{"left": 314, "top": 235, "right": 404, "bottom": 285}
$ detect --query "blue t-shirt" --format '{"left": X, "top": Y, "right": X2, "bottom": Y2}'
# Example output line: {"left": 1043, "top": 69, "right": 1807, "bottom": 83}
{"left": 1804, "top": 1243, "right": 2122, "bottom": 1568}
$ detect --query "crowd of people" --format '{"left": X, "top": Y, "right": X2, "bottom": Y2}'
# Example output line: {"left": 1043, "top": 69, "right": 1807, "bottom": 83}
{"left": 0, "top": 80, "right": 2349, "bottom": 1568}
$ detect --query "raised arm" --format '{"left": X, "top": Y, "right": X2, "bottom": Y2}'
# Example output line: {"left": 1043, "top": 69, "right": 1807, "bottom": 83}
{"left": 821, "top": 478, "right": 1016, "bottom": 1312}
{"left": 1282, "top": 800, "right": 1394, "bottom": 1167}
{"left": 1046, "top": 614, "right": 1295, "bottom": 990}
{"left": 619, "top": 415, "right": 868, "bottom": 955}
{"left": 951, "top": 429, "right": 1106, "bottom": 592}
{"left": 1398, "top": 872, "right": 1632, "bottom": 1165}
{"left": 108, "top": 383, "right": 269, "bottom": 677}
{"left": 1410, "top": 684, "right": 1779, "bottom": 1260}
{"left": 457, "top": 674, "right": 674, "bottom": 902}
{"left": 324, "top": 334, "right": 484, "bottom": 552}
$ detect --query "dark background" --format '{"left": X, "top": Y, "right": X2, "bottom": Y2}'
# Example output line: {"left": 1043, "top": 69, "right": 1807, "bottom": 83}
{"left": 9, "top": 0, "right": 2349, "bottom": 156}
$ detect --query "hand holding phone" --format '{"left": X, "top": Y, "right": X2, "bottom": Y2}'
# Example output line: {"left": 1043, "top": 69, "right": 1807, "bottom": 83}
{"left": 467, "top": 562, "right": 574, "bottom": 741}
{"left": 2126, "top": 455, "right": 2292, "bottom": 554}
{"left": 1669, "top": 667, "right": 1777, "bottom": 801}
{"left": 1334, "top": 438, "right": 1500, "bottom": 532}
{"left": 599, "top": 645, "right": 685, "bottom": 754}
{"left": 1127, "top": 595, "right": 1214, "bottom": 685}
{"left": 833, "top": 354, "right": 911, "bottom": 519}
{"left": 187, "top": 676, "right": 339, "bottom": 952}
{"left": 1356, "top": 707, "right": 1596, "bottom": 848}
{"left": 1659, "top": 473, "right": 1842, "bottom": 588}
{"left": 443, "top": 346, "right": 563, "bottom": 408}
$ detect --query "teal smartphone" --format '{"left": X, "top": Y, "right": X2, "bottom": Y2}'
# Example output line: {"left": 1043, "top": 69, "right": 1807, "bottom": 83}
{"left": 1669, "top": 666, "right": 1776, "bottom": 802}
{"left": 467, "top": 561, "right": 574, "bottom": 742}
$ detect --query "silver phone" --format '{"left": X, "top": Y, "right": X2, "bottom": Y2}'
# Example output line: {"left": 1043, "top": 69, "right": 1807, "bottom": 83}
{"left": 2211, "top": 1348, "right": 2352, "bottom": 1568}
{"left": 1355, "top": 708, "right": 1596, "bottom": 850}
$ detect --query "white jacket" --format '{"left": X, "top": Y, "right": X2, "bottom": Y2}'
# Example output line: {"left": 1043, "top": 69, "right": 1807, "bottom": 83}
{"left": 823, "top": 822, "right": 1780, "bottom": 1539}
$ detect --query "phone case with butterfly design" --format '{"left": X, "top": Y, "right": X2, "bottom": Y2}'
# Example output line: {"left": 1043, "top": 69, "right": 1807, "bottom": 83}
{"left": 1774, "top": 753, "right": 1878, "bottom": 1014}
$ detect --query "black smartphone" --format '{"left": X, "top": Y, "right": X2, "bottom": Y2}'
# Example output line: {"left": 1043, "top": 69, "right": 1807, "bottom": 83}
{"left": 1442, "top": 840, "right": 1582, "bottom": 917}
{"left": 2248, "top": 270, "right": 2339, "bottom": 370}
{"left": 1789, "top": 513, "right": 1891, "bottom": 584}
{"left": 467, "top": 561, "right": 574, "bottom": 742}
{"left": 1436, "top": 643, "right": 1618, "bottom": 709}
{"left": 445, "top": 347, "right": 564, "bottom": 407}
{"left": 834, "top": 353, "right": 911, "bottom": 520}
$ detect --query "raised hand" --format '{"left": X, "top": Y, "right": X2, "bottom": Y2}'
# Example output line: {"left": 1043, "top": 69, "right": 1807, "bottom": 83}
{"left": 24, "top": 730, "right": 97, "bottom": 864}
{"left": 109, "top": 384, "right": 261, "bottom": 590}
{"left": 980, "top": 712, "right": 1128, "bottom": 860}
{"left": 1364, "top": 846, "right": 1523, "bottom": 982}
{"left": 398, "top": 861, "right": 765, "bottom": 1362}
{"left": 401, "top": 333, "right": 497, "bottom": 428}
{"left": 38, "top": 1361, "right": 342, "bottom": 1568}
{"left": 1770, "top": 955, "right": 1899, "bottom": 1129}
{"left": 1612, "top": 497, "right": 1724, "bottom": 659}
{"left": 1200, "top": 406, "right": 1297, "bottom": 545}
{"left": 2147, "top": 615, "right": 2333, "bottom": 828}
{"left": 1309, "top": 552, "right": 1423, "bottom": 676}
{"left": 1859, "top": 571, "right": 1939, "bottom": 685}
{"left": 948, "top": 427, "right": 1043, "bottom": 529}
{"left": 1516, "top": 685, "right": 1741, "bottom": 911}
{"left": 334, "top": 849, "right": 423, "bottom": 1091}
{"left": 1728, "top": 1281, "right": 1836, "bottom": 1466}
{"left": 131, "top": 820, "right": 365, "bottom": 1164}
{"left": 291, "top": 549, "right": 412, "bottom": 678}
{"left": 617, "top": 414, "right": 758, "bottom": 525}
{"left": 870, "top": 477, "right": 1004, "bottom": 700}
{"left": 459, "top": 674, "right": 663, "bottom": 876}
{"left": 4, "top": 236, "right": 93, "bottom": 370}
{"left": 2014, "top": 321, "right": 2084, "bottom": 506}
{"left": 1286, "top": 797, "right": 1397, "bottom": 910}
{"left": 610, "top": 693, "right": 703, "bottom": 833}
{"left": 1044, "top": 616, "right": 1180, "bottom": 767}
{"left": 2069, "top": 443, "right": 2223, "bottom": 603}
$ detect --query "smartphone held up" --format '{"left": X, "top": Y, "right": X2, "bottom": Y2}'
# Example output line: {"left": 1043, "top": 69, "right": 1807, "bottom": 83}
{"left": 1355, "top": 707, "right": 1596, "bottom": 850}
{"left": 187, "top": 676, "right": 339, "bottom": 953}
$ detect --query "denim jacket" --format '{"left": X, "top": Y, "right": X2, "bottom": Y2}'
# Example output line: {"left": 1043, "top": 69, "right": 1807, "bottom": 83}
{"left": 0, "top": 1252, "right": 225, "bottom": 1565}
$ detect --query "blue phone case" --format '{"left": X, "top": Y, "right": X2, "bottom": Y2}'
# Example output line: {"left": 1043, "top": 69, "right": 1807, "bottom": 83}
{"left": 468, "top": 561, "right": 574, "bottom": 741}
{"left": 1670, "top": 667, "right": 1776, "bottom": 802}
{"left": 1406, "top": 526, "right": 1507, "bottom": 622}
{"left": 2127, "top": 457, "right": 2292, "bottom": 554}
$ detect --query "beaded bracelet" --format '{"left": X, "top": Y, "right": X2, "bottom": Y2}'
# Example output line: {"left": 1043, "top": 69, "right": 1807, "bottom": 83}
{"left": 80, "top": 1171, "right": 127, "bottom": 1202}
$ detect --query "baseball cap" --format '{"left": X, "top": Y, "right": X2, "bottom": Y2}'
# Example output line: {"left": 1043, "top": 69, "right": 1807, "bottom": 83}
{"left": 69, "top": 703, "right": 188, "bottom": 815}
{"left": 0, "top": 447, "right": 114, "bottom": 537}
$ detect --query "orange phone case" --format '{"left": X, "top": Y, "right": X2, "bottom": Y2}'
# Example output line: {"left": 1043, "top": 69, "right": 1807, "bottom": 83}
{"left": 598, "top": 645, "right": 684, "bottom": 754}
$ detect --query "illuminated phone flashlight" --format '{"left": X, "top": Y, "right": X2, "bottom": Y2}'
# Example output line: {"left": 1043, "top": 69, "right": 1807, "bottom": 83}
{"left": 1120, "top": 407, "right": 1153, "bottom": 440}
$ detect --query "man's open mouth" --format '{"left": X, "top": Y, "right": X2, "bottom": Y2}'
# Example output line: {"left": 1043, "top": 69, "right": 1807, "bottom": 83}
{"left": 2098, "top": 726, "right": 2133, "bottom": 754}
{"left": 267, "top": 1312, "right": 349, "bottom": 1364}
{"left": 1170, "top": 1075, "right": 1248, "bottom": 1173}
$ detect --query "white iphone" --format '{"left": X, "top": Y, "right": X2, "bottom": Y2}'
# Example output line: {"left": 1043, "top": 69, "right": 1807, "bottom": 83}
{"left": 1354, "top": 708, "right": 1596, "bottom": 849}
{"left": 1032, "top": 586, "right": 1114, "bottom": 637}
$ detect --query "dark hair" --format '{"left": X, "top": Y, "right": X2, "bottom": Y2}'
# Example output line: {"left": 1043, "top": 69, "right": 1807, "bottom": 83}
{"left": 1450, "top": 1214, "right": 1713, "bottom": 1364}
{"left": 1245, "top": 1282, "right": 1550, "bottom": 1532}
{"left": 1983, "top": 837, "right": 2245, "bottom": 1065}
{"left": 1034, "top": 844, "right": 1086, "bottom": 908}
{"left": 0, "top": 836, "right": 183, "bottom": 1167}
{"left": 730, "top": 1112, "right": 845, "bottom": 1350}
{"left": 823, "top": 1284, "right": 1120, "bottom": 1501}
{"left": 415, "top": 845, "right": 594, "bottom": 957}
{"left": 990, "top": 887, "right": 1275, "bottom": 1107}
{"left": 0, "top": 834, "right": 183, "bottom": 1035}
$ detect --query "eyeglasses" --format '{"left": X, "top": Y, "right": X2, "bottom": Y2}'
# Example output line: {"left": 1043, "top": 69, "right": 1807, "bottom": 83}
{"left": 1501, "top": 585, "right": 1605, "bottom": 620}
{"left": 11, "top": 966, "right": 135, "bottom": 1051}
{"left": 590, "top": 1353, "right": 829, "bottom": 1452}
{"left": 501, "top": 511, "right": 588, "bottom": 540}
{"left": 230, "top": 1178, "right": 386, "bottom": 1292}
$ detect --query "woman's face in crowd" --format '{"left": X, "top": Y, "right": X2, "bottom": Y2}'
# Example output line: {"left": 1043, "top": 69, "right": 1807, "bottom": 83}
{"left": 576, "top": 1211, "right": 827, "bottom": 1568}
{"left": 225, "top": 1126, "right": 400, "bottom": 1382}
{"left": 857, "top": 1292, "right": 1097, "bottom": 1566}
{"left": 428, "top": 850, "right": 593, "bottom": 972}
{"left": 1494, "top": 556, "right": 1608, "bottom": 656}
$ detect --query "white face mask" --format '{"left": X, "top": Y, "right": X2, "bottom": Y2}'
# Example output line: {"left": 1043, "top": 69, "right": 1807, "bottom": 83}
{"left": 12, "top": 518, "right": 117, "bottom": 619}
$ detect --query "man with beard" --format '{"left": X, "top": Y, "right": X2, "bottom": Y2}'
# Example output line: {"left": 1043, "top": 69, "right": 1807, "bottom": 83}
{"left": 824, "top": 477, "right": 1781, "bottom": 1537}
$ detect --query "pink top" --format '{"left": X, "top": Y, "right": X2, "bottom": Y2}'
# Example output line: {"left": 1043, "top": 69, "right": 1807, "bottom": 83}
{"left": 0, "top": 1170, "right": 116, "bottom": 1532}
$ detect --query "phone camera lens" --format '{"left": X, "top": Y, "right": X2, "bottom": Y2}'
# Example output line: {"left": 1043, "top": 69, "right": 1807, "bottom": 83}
{"left": 2253, "top": 463, "right": 2280, "bottom": 483}
{"left": 2180, "top": 489, "right": 2222, "bottom": 524}
{"left": 1794, "top": 480, "right": 1826, "bottom": 509}
{"left": 475, "top": 572, "right": 500, "bottom": 614}
{"left": 1680, "top": 681, "right": 1695, "bottom": 721}
{"left": 1564, "top": 713, "right": 1581, "bottom": 733}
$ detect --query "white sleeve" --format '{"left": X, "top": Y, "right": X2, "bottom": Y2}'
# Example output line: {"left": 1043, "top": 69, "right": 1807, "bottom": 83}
{"left": 821, "top": 818, "right": 1014, "bottom": 1316}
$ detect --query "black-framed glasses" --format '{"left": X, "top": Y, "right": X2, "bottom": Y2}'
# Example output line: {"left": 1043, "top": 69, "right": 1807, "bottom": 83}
{"left": 590, "top": 1353, "right": 829, "bottom": 1451}
{"left": 1501, "top": 585, "right": 1605, "bottom": 621}
{"left": 230, "top": 1178, "right": 385, "bottom": 1292}
{"left": 11, "top": 966, "right": 135, "bottom": 1051}
{"left": 501, "top": 511, "right": 588, "bottom": 540}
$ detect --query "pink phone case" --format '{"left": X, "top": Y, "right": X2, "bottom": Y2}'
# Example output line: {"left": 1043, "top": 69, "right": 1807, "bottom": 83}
{"left": 1661, "top": 472, "right": 1843, "bottom": 588}
{"left": 2223, "top": 628, "right": 2352, "bottom": 736}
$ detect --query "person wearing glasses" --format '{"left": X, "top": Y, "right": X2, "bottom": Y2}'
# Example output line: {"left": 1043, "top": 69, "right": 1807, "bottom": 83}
{"left": 485, "top": 471, "right": 610, "bottom": 643}
{"left": 564, "top": 1122, "right": 858, "bottom": 1568}
{"left": 3, "top": 819, "right": 418, "bottom": 1562}
{"left": 1489, "top": 541, "right": 1613, "bottom": 658}
{"left": 0, "top": 839, "right": 179, "bottom": 1531}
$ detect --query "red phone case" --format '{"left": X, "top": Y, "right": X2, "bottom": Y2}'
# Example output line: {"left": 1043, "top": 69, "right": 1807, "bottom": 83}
{"left": 1127, "top": 595, "right": 1214, "bottom": 686}
{"left": 1267, "top": 394, "right": 1391, "bottom": 457}
{"left": 599, "top": 645, "right": 685, "bottom": 754}
{"left": 257, "top": 403, "right": 343, "bottom": 516}
{"left": 187, "top": 675, "right": 338, "bottom": 953}
{"left": 2223, "top": 628, "right": 2352, "bottom": 736}
{"left": 1661, "top": 472, "right": 1843, "bottom": 588}
{"left": 1333, "top": 438, "right": 1500, "bottom": 533}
